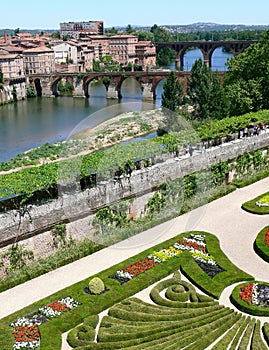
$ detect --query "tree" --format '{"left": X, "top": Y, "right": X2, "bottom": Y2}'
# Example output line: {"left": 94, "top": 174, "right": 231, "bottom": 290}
{"left": 137, "top": 30, "right": 154, "bottom": 42}
{"left": 14, "top": 28, "right": 20, "bottom": 35}
{"left": 162, "top": 71, "right": 184, "bottom": 112}
{"left": 51, "top": 31, "right": 60, "bottom": 39}
{"left": 156, "top": 47, "right": 175, "bottom": 67}
{"left": 126, "top": 24, "right": 135, "bottom": 34}
{"left": 150, "top": 24, "right": 172, "bottom": 42}
{"left": 105, "top": 27, "right": 118, "bottom": 35}
{"left": 187, "top": 58, "right": 229, "bottom": 120}
{"left": 224, "top": 30, "right": 269, "bottom": 115}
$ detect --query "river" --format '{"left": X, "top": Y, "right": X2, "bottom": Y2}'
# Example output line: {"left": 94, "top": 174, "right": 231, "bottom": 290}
{"left": 0, "top": 47, "right": 233, "bottom": 162}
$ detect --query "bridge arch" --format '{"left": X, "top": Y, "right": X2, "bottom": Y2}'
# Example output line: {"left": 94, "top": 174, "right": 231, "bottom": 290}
{"left": 209, "top": 45, "right": 233, "bottom": 70}
{"left": 119, "top": 76, "right": 142, "bottom": 100}
{"left": 156, "top": 40, "right": 257, "bottom": 70}
{"left": 180, "top": 45, "right": 204, "bottom": 70}
{"left": 50, "top": 77, "right": 61, "bottom": 97}
{"left": 50, "top": 76, "right": 74, "bottom": 97}
{"left": 84, "top": 76, "right": 105, "bottom": 98}
{"left": 34, "top": 78, "right": 42, "bottom": 97}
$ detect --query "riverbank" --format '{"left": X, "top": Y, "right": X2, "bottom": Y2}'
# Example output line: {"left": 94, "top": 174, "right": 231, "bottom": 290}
{"left": 0, "top": 108, "right": 165, "bottom": 175}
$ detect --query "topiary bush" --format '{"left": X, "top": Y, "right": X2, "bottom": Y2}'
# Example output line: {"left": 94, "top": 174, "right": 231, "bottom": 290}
{"left": 88, "top": 277, "right": 105, "bottom": 295}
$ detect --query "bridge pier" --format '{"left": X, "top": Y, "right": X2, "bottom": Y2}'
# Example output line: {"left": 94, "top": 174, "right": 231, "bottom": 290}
{"left": 106, "top": 85, "right": 119, "bottom": 99}
{"left": 73, "top": 77, "right": 85, "bottom": 97}
{"left": 175, "top": 58, "right": 181, "bottom": 70}
{"left": 141, "top": 82, "right": 154, "bottom": 101}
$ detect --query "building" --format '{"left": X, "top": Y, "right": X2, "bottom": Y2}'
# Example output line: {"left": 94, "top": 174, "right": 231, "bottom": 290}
{"left": 0, "top": 49, "right": 24, "bottom": 79}
{"left": 134, "top": 41, "right": 156, "bottom": 69}
{"left": 23, "top": 44, "right": 55, "bottom": 75}
{"left": 109, "top": 35, "right": 138, "bottom": 65}
{"left": 52, "top": 42, "right": 78, "bottom": 64}
{"left": 60, "top": 21, "right": 104, "bottom": 40}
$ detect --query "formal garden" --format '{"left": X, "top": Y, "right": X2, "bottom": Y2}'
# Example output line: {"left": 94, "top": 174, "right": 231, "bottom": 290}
{"left": 1, "top": 229, "right": 269, "bottom": 349}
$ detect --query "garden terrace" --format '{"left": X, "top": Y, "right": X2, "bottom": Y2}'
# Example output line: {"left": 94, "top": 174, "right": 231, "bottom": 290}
{"left": 0, "top": 231, "right": 254, "bottom": 349}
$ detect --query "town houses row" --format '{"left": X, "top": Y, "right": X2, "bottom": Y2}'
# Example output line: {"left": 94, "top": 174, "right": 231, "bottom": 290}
{"left": 0, "top": 23, "right": 156, "bottom": 82}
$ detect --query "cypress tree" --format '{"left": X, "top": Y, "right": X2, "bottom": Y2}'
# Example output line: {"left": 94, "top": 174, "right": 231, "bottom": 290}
{"left": 161, "top": 71, "right": 183, "bottom": 112}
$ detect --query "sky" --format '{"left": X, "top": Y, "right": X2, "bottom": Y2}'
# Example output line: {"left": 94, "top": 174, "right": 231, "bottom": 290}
{"left": 2, "top": 0, "right": 269, "bottom": 30}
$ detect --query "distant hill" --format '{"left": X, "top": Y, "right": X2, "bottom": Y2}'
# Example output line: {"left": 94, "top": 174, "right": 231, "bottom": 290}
{"left": 1, "top": 22, "right": 269, "bottom": 37}
{"left": 0, "top": 29, "right": 57, "bottom": 36}
{"left": 111, "top": 22, "right": 269, "bottom": 33}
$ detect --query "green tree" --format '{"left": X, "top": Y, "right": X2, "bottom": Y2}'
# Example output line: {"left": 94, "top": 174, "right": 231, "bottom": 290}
{"left": 150, "top": 24, "right": 172, "bottom": 42}
{"left": 105, "top": 26, "right": 118, "bottom": 35}
{"left": 224, "top": 30, "right": 269, "bottom": 115}
{"left": 14, "top": 28, "right": 20, "bottom": 35}
{"left": 156, "top": 47, "right": 175, "bottom": 67}
{"left": 162, "top": 71, "right": 184, "bottom": 112}
{"left": 51, "top": 31, "right": 60, "bottom": 39}
{"left": 126, "top": 24, "right": 136, "bottom": 34}
{"left": 187, "top": 58, "right": 228, "bottom": 120}
{"left": 137, "top": 30, "right": 154, "bottom": 41}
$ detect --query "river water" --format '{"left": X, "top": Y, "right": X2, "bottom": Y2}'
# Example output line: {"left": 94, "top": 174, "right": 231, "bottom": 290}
{"left": 0, "top": 47, "right": 233, "bottom": 162}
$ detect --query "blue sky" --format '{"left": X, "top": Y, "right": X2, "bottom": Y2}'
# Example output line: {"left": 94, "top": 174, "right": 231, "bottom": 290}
{"left": 2, "top": 0, "right": 269, "bottom": 29}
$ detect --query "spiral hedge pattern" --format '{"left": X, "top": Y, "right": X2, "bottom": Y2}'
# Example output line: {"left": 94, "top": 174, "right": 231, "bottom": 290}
{"left": 67, "top": 272, "right": 269, "bottom": 349}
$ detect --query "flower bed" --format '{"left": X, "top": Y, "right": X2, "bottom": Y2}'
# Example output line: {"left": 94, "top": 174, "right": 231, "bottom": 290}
{"left": 264, "top": 228, "right": 269, "bottom": 248}
{"left": 242, "top": 192, "right": 269, "bottom": 214}
{"left": 10, "top": 297, "right": 80, "bottom": 349}
{"left": 110, "top": 233, "right": 224, "bottom": 284}
{"left": 240, "top": 282, "right": 269, "bottom": 307}
{"left": 231, "top": 281, "right": 269, "bottom": 316}
{"left": 109, "top": 258, "right": 157, "bottom": 284}
{"left": 174, "top": 234, "right": 225, "bottom": 278}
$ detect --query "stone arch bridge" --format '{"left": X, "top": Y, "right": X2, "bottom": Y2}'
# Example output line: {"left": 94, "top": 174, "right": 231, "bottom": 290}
{"left": 32, "top": 70, "right": 225, "bottom": 100}
{"left": 156, "top": 40, "right": 257, "bottom": 69}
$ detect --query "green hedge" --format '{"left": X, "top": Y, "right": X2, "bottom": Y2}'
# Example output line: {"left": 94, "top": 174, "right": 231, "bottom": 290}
{"left": 179, "top": 232, "right": 252, "bottom": 299}
{"left": 242, "top": 192, "right": 269, "bottom": 214}
{"left": 253, "top": 226, "right": 269, "bottom": 262}
{"left": 210, "top": 316, "right": 246, "bottom": 349}
{"left": 262, "top": 322, "right": 269, "bottom": 347}
{"left": 251, "top": 320, "right": 269, "bottom": 350}
{"left": 0, "top": 231, "right": 252, "bottom": 350}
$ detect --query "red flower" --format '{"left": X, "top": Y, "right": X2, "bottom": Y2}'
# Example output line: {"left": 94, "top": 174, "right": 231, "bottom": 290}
{"left": 240, "top": 283, "right": 254, "bottom": 304}
{"left": 121, "top": 258, "right": 156, "bottom": 277}
{"left": 264, "top": 228, "right": 269, "bottom": 247}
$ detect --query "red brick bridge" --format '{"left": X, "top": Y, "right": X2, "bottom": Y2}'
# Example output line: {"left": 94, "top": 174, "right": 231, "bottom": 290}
{"left": 32, "top": 70, "right": 226, "bottom": 100}
{"left": 156, "top": 40, "right": 257, "bottom": 69}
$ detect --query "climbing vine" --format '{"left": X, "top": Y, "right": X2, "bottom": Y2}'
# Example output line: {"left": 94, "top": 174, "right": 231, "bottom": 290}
{"left": 0, "top": 244, "right": 34, "bottom": 274}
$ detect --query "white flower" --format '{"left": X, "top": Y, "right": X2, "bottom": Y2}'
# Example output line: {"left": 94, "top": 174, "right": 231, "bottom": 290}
{"left": 116, "top": 270, "right": 133, "bottom": 280}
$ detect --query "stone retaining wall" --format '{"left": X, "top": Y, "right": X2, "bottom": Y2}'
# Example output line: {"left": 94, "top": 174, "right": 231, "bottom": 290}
{"left": 0, "top": 131, "right": 269, "bottom": 257}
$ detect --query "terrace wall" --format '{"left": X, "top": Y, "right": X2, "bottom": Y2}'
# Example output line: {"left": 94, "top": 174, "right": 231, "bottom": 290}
{"left": 0, "top": 131, "right": 269, "bottom": 260}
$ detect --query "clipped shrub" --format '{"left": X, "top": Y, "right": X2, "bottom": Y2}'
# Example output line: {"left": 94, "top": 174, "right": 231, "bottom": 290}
{"left": 251, "top": 320, "right": 268, "bottom": 350}
{"left": 88, "top": 277, "right": 105, "bottom": 295}
{"left": 262, "top": 322, "right": 269, "bottom": 347}
{"left": 253, "top": 226, "right": 269, "bottom": 263}
{"left": 67, "top": 324, "right": 95, "bottom": 347}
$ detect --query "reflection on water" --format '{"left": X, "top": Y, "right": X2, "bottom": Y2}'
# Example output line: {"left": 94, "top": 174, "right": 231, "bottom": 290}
{"left": 0, "top": 47, "right": 233, "bottom": 162}
{"left": 0, "top": 80, "right": 160, "bottom": 162}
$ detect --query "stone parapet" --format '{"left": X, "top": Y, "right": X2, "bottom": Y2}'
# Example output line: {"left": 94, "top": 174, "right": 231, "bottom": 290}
{"left": 0, "top": 131, "right": 269, "bottom": 248}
